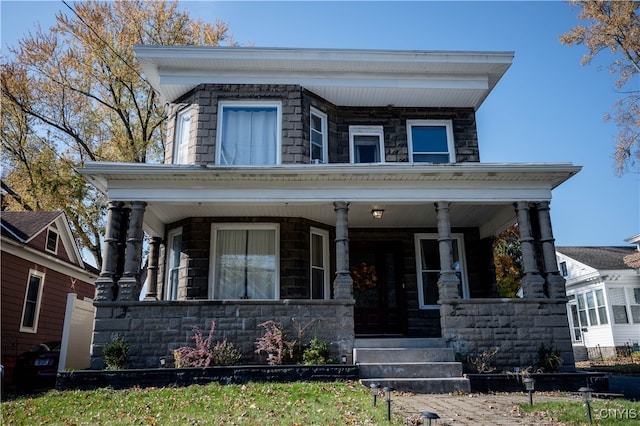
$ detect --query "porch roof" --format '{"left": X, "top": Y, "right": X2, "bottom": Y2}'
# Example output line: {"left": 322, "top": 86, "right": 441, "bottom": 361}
{"left": 81, "top": 162, "right": 580, "bottom": 239}
{"left": 133, "top": 46, "right": 513, "bottom": 110}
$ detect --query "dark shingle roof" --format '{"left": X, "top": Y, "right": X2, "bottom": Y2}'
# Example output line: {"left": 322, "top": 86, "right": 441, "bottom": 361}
{"left": 556, "top": 246, "right": 637, "bottom": 270}
{"left": 1, "top": 211, "right": 64, "bottom": 242}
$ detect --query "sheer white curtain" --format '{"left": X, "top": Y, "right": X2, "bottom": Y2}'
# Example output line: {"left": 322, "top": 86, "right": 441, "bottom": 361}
{"left": 214, "top": 229, "right": 276, "bottom": 299}
{"left": 220, "top": 107, "right": 277, "bottom": 165}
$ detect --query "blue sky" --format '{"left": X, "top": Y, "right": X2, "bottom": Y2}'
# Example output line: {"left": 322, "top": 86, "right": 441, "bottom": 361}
{"left": 2, "top": 0, "right": 639, "bottom": 247}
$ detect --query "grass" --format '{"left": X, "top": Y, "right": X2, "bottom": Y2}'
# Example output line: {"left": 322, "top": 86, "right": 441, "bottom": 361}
{"left": 1, "top": 381, "right": 407, "bottom": 425}
{"left": 520, "top": 398, "right": 640, "bottom": 425}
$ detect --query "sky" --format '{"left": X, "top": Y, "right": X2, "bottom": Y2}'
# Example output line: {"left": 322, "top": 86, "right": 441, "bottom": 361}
{"left": 1, "top": 0, "right": 639, "bottom": 248}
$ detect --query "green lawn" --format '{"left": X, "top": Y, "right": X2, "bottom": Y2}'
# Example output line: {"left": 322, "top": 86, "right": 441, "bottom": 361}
{"left": 521, "top": 398, "right": 640, "bottom": 425}
{"left": 2, "top": 381, "right": 406, "bottom": 425}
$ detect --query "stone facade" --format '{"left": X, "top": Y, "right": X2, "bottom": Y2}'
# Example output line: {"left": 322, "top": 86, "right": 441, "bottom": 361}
{"left": 92, "top": 300, "right": 354, "bottom": 369}
{"left": 165, "top": 84, "right": 480, "bottom": 166}
{"left": 440, "top": 299, "right": 575, "bottom": 370}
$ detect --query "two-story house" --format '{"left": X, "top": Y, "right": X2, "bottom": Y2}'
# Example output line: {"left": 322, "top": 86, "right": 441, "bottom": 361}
{"left": 80, "top": 47, "right": 580, "bottom": 391}
{"left": 1, "top": 210, "right": 97, "bottom": 388}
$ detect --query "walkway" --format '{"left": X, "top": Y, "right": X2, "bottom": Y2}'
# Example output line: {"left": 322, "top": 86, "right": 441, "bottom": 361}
{"left": 393, "top": 391, "right": 581, "bottom": 425}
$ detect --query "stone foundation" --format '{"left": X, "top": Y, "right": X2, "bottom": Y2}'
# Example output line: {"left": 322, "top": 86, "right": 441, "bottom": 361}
{"left": 91, "top": 300, "right": 355, "bottom": 369}
{"left": 440, "top": 298, "right": 576, "bottom": 371}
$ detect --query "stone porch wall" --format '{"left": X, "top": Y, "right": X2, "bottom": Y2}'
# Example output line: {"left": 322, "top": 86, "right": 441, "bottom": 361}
{"left": 91, "top": 300, "right": 354, "bottom": 370}
{"left": 440, "top": 299, "right": 576, "bottom": 371}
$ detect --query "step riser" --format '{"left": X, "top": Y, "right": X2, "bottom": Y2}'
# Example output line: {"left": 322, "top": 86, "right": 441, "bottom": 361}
{"left": 361, "top": 378, "right": 471, "bottom": 394}
{"left": 359, "top": 363, "right": 462, "bottom": 379}
{"left": 353, "top": 348, "right": 455, "bottom": 363}
{"left": 354, "top": 338, "right": 446, "bottom": 349}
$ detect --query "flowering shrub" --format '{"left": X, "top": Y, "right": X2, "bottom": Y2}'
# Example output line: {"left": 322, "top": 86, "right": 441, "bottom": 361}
{"left": 174, "top": 320, "right": 241, "bottom": 368}
{"left": 351, "top": 262, "right": 378, "bottom": 292}
{"left": 255, "top": 320, "right": 297, "bottom": 365}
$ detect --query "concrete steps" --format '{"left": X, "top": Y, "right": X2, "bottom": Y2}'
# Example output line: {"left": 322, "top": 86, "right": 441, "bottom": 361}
{"left": 354, "top": 338, "right": 470, "bottom": 394}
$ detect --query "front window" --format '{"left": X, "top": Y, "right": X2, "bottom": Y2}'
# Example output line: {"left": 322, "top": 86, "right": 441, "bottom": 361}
{"left": 217, "top": 102, "right": 281, "bottom": 165}
{"left": 21, "top": 269, "right": 45, "bottom": 332}
{"left": 310, "top": 108, "right": 327, "bottom": 164}
{"left": 407, "top": 120, "right": 455, "bottom": 163}
{"left": 349, "top": 126, "right": 384, "bottom": 163}
{"left": 45, "top": 228, "right": 58, "bottom": 254}
{"left": 610, "top": 286, "right": 640, "bottom": 324}
{"left": 173, "top": 108, "right": 191, "bottom": 164}
{"left": 164, "top": 228, "right": 182, "bottom": 301}
{"left": 310, "top": 228, "right": 329, "bottom": 299}
{"left": 210, "top": 224, "right": 279, "bottom": 299}
{"left": 577, "top": 289, "right": 609, "bottom": 326}
{"left": 414, "top": 233, "right": 468, "bottom": 309}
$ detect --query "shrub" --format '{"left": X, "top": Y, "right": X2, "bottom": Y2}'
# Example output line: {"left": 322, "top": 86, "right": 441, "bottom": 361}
{"left": 302, "top": 336, "right": 336, "bottom": 365}
{"left": 536, "top": 342, "right": 563, "bottom": 372}
{"left": 255, "top": 320, "right": 296, "bottom": 365}
{"left": 102, "top": 335, "right": 130, "bottom": 370}
{"left": 464, "top": 347, "right": 499, "bottom": 373}
{"left": 174, "top": 320, "right": 241, "bottom": 368}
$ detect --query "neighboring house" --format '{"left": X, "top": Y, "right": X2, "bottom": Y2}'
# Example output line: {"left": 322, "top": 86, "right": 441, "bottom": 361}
{"left": 1, "top": 211, "right": 97, "bottom": 386}
{"left": 557, "top": 244, "right": 640, "bottom": 361}
{"left": 80, "top": 46, "right": 581, "bottom": 391}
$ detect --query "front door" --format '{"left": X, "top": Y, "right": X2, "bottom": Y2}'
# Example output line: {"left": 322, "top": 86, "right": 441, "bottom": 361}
{"left": 351, "top": 241, "right": 405, "bottom": 335}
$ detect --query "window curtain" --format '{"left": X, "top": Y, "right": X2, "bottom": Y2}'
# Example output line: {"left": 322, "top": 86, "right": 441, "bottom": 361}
{"left": 214, "top": 229, "right": 276, "bottom": 299}
{"left": 220, "top": 107, "right": 277, "bottom": 165}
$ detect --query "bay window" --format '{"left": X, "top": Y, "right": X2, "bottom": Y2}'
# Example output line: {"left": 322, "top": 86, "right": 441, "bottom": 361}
{"left": 310, "top": 107, "right": 327, "bottom": 164}
{"left": 210, "top": 224, "right": 279, "bottom": 299}
{"left": 173, "top": 108, "right": 191, "bottom": 164}
{"left": 349, "top": 126, "right": 384, "bottom": 164}
{"left": 217, "top": 101, "right": 281, "bottom": 165}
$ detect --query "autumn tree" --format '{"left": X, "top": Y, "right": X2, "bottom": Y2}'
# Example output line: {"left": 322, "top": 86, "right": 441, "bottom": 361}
{"left": 493, "top": 225, "right": 523, "bottom": 298}
{"left": 1, "top": 0, "right": 230, "bottom": 267}
{"left": 560, "top": 1, "right": 640, "bottom": 175}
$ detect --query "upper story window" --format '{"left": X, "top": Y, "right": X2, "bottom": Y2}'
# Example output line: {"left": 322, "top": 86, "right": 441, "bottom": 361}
{"left": 407, "top": 120, "right": 455, "bottom": 163}
{"left": 310, "top": 107, "right": 327, "bottom": 164}
{"left": 217, "top": 101, "right": 282, "bottom": 166}
{"left": 20, "top": 269, "right": 45, "bottom": 332}
{"left": 173, "top": 108, "right": 191, "bottom": 164}
{"left": 45, "top": 228, "right": 58, "bottom": 254}
{"left": 559, "top": 261, "right": 568, "bottom": 277}
{"left": 349, "top": 126, "right": 384, "bottom": 164}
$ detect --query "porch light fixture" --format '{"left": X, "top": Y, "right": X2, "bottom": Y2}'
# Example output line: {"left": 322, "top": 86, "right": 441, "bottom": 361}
{"left": 420, "top": 411, "right": 440, "bottom": 425}
{"left": 524, "top": 378, "right": 535, "bottom": 406}
{"left": 160, "top": 357, "right": 166, "bottom": 368}
{"left": 370, "top": 382, "right": 381, "bottom": 406}
{"left": 578, "top": 387, "right": 593, "bottom": 424}
{"left": 371, "top": 209, "right": 384, "bottom": 219}
{"left": 341, "top": 354, "right": 348, "bottom": 364}
{"left": 383, "top": 386, "right": 394, "bottom": 421}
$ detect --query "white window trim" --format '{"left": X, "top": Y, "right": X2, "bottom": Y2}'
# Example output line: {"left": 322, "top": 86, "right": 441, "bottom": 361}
{"left": 209, "top": 223, "right": 280, "bottom": 300}
{"left": 310, "top": 107, "right": 328, "bottom": 164}
{"left": 215, "top": 100, "right": 283, "bottom": 166}
{"left": 349, "top": 125, "right": 385, "bottom": 164}
{"left": 45, "top": 227, "right": 59, "bottom": 254}
{"left": 310, "top": 227, "right": 330, "bottom": 300}
{"left": 20, "top": 269, "right": 45, "bottom": 333}
{"left": 173, "top": 108, "right": 191, "bottom": 164}
{"left": 407, "top": 119, "right": 456, "bottom": 164}
{"left": 164, "top": 227, "right": 183, "bottom": 301}
{"left": 414, "top": 232, "right": 469, "bottom": 309}
{"left": 608, "top": 284, "right": 640, "bottom": 325}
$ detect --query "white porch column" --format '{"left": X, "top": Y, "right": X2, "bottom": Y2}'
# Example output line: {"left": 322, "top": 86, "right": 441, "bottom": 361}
{"left": 536, "top": 201, "right": 566, "bottom": 299}
{"left": 117, "top": 201, "right": 146, "bottom": 301}
{"left": 333, "top": 201, "right": 353, "bottom": 300}
{"left": 95, "top": 201, "right": 124, "bottom": 301}
{"left": 515, "top": 201, "right": 545, "bottom": 298}
{"left": 436, "top": 201, "right": 460, "bottom": 300}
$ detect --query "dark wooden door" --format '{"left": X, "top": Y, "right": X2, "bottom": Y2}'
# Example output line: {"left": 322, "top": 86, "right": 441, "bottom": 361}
{"left": 351, "top": 241, "right": 405, "bottom": 335}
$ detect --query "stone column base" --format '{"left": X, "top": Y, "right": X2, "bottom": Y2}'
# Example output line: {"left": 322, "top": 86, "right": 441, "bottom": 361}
{"left": 94, "top": 277, "right": 116, "bottom": 302}
{"left": 333, "top": 273, "right": 354, "bottom": 300}
{"left": 116, "top": 276, "right": 138, "bottom": 301}
{"left": 437, "top": 272, "right": 461, "bottom": 300}
{"left": 520, "top": 273, "right": 546, "bottom": 298}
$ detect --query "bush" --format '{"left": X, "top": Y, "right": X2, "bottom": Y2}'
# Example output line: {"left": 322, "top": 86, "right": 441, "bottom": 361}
{"left": 462, "top": 348, "right": 499, "bottom": 373}
{"left": 102, "top": 336, "right": 130, "bottom": 370}
{"left": 302, "top": 337, "right": 336, "bottom": 365}
{"left": 174, "top": 320, "right": 241, "bottom": 368}
{"left": 255, "top": 320, "right": 296, "bottom": 365}
{"left": 536, "top": 342, "right": 563, "bottom": 372}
